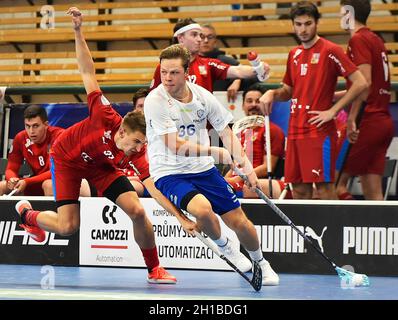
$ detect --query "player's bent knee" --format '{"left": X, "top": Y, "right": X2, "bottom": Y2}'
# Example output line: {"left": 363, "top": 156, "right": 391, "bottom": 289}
{"left": 58, "top": 221, "right": 79, "bottom": 236}
{"left": 125, "top": 205, "right": 146, "bottom": 221}
{"left": 191, "top": 203, "right": 213, "bottom": 220}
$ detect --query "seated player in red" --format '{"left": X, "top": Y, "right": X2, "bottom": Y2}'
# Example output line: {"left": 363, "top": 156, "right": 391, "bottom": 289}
{"left": 224, "top": 85, "right": 290, "bottom": 199}
{"left": 0, "top": 105, "right": 64, "bottom": 196}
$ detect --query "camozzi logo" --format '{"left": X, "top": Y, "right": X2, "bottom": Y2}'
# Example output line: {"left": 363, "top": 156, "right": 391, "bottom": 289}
{"left": 255, "top": 224, "right": 327, "bottom": 253}
{"left": 343, "top": 226, "right": 398, "bottom": 255}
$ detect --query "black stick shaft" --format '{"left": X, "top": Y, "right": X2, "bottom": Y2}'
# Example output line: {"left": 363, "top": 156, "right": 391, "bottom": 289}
{"left": 234, "top": 167, "right": 337, "bottom": 269}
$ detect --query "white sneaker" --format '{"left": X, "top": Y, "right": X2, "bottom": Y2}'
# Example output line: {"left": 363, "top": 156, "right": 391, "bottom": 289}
{"left": 259, "top": 259, "right": 279, "bottom": 286}
{"left": 218, "top": 240, "right": 252, "bottom": 272}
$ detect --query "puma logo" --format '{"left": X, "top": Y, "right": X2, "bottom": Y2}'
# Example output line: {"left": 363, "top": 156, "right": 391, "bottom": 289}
{"left": 312, "top": 169, "right": 321, "bottom": 177}
{"left": 305, "top": 226, "right": 328, "bottom": 252}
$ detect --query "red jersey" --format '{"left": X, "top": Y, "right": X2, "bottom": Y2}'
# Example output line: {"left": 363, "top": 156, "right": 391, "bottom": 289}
{"left": 283, "top": 37, "right": 358, "bottom": 139}
{"left": 6, "top": 126, "right": 64, "bottom": 185}
{"left": 150, "top": 55, "right": 230, "bottom": 92}
{"left": 116, "top": 146, "right": 150, "bottom": 181}
{"left": 239, "top": 123, "right": 285, "bottom": 168}
{"left": 51, "top": 91, "right": 122, "bottom": 171}
{"left": 346, "top": 27, "right": 391, "bottom": 115}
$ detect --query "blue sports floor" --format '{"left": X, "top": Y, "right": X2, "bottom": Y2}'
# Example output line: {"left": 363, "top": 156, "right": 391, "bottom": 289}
{"left": 0, "top": 264, "right": 396, "bottom": 300}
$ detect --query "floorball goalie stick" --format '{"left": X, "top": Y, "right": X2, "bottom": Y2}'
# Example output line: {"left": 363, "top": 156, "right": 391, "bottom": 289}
{"left": 233, "top": 166, "right": 370, "bottom": 288}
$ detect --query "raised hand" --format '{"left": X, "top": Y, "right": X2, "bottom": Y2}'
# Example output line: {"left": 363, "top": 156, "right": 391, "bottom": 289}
{"left": 67, "top": 7, "right": 83, "bottom": 30}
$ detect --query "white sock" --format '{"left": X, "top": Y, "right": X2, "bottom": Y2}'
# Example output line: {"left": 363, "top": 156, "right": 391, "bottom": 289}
{"left": 213, "top": 234, "right": 228, "bottom": 247}
{"left": 247, "top": 248, "right": 264, "bottom": 262}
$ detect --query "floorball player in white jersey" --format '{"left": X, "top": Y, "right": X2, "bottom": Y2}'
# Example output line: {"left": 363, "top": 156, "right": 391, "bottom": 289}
{"left": 144, "top": 44, "right": 279, "bottom": 286}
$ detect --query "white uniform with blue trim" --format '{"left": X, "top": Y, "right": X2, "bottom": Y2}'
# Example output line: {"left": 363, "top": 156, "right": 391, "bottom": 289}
{"left": 144, "top": 81, "right": 233, "bottom": 181}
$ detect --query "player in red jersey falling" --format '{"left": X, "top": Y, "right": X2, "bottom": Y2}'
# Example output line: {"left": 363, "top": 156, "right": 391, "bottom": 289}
{"left": 15, "top": 7, "right": 177, "bottom": 284}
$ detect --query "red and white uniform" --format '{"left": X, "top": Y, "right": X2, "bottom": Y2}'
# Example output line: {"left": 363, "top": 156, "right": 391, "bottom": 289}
{"left": 283, "top": 37, "right": 358, "bottom": 183}
{"left": 6, "top": 126, "right": 64, "bottom": 195}
{"left": 150, "top": 55, "right": 230, "bottom": 92}
{"left": 238, "top": 123, "right": 285, "bottom": 168}
{"left": 50, "top": 90, "right": 126, "bottom": 201}
{"left": 228, "top": 122, "right": 285, "bottom": 191}
{"left": 344, "top": 28, "right": 394, "bottom": 176}
{"left": 117, "top": 146, "right": 150, "bottom": 181}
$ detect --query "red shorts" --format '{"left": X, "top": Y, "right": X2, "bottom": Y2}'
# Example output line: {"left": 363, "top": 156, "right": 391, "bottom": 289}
{"left": 51, "top": 156, "right": 124, "bottom": 202}
{"left": 24, "top": 183, "right": 45, "bottom": 196}
{"left": 285, "top": 134, "right": 337, "bottom": 184}
{"left": 344, "top": 113, "right": 394, "bottom": 176}
{"left": 276, "top": 180, "right": 293, "bottom": 199}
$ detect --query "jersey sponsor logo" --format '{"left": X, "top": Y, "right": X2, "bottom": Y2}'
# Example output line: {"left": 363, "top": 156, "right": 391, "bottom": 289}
{"left": 343, "top": 227, "right": 398, "bottom": 255}
{"left": 381, "top": 52, "right": 389, "bottom": 82}
{"left": 81, "top": 152, "right": 93, "bottom": 163}
{"left": 328, "top": 53, "right": 346, "bottom": 73}
{"left": 207, "top": 61, "right": 227, "bottom": 70}
{"left": 311, "top": 169, "right": 321, "bottom": 177}
{"left": 127, "top": 161, "right": 141, "bottom": 176}
{"left": 379, "top": 88, "right": 391, "bottom": 96}
{"left": 293, "top": 49, "right": 302, "bottom": 60}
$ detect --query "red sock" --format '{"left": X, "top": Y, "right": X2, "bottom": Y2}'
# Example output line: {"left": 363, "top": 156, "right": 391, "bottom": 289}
{"left": 24, "top": 210, "right": 40, "bottom": 227}
{"left": 141, "top": 246, "right": 160, "bottom": 272}
{"left": 339, "top": 192, "right": 355, "bottom": 200}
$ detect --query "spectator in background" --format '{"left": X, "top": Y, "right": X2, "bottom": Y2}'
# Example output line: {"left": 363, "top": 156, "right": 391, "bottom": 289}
{"left": 132, "top": 88, "right": 149, "bottom": 113}
{"left": 0, "top": 105, "right": 90, "bottom": 197}
{"left": 336, "top": 0, "right": 394, "bottom": 200}
{"left": 200, "top": 24, "right": 258, "bottom": 101}
{"left": 259, "top": 1, "right": 368, "bottom": 200}
{"left": 150, "top": 18, "right": 270, "bottom": 95}
{"left": 224, "top": 84, "right": 289, "bottom": 199}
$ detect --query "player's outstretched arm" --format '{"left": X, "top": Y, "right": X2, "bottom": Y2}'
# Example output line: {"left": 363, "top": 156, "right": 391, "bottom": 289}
{"left": 67, "top": 7, "right": 100, "bottom": 95}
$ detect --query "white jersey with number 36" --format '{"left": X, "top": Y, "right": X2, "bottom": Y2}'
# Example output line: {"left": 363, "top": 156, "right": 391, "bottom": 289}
{"left": 144, "top": 81, "right": 233, "bottom": 181}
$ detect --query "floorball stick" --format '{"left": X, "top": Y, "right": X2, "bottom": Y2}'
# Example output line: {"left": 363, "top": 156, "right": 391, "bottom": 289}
{"left": 264, "top": 115, "right": 273, "bottom": 198}
{"left": 233, "top": 166, "right": 370, "bottom": 287}
{"left": 193, "top": 230, "right": 262, "bottom": 292}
